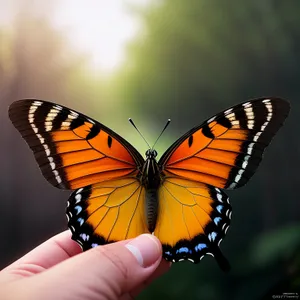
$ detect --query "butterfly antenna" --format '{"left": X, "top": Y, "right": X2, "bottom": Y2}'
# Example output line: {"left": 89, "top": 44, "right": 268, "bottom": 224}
{"left": 152, "top": 119, "right": 171, "bottom": 149}
{"left": 129, "top": 118, "right": 151, "bottom": 149}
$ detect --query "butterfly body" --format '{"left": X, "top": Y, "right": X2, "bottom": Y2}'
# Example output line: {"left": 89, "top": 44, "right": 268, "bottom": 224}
{"left": 142, "top": 149, "right": 160, "bottom": 232}
{"left": 9, "top": 98, "right": 290, "bottom": 271}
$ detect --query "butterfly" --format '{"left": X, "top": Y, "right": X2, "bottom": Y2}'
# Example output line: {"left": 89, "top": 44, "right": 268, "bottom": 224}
{"left": 9, "top": 98, "right": 290, "bottom": 271}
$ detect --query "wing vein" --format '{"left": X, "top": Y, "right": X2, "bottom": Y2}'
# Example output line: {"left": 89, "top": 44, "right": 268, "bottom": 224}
{"left": 125, "top": 186, "right": 143, "bottom": 239}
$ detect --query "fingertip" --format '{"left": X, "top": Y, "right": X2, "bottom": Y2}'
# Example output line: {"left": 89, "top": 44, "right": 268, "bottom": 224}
{"left": 125, "top": 234, "right": 162, "bottom": 268}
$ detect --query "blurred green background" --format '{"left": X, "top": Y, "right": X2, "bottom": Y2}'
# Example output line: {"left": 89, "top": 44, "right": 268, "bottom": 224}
{"left": 1, "top": 0, "right": 300, "bottom": 299}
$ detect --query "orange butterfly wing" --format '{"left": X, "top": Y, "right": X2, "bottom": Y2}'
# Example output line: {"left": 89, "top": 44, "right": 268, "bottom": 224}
{"left": 67, "top": 178, "right": 148, "bottom": 248}
{"left": 154, "top": 98, "right": 289, "bottom": 268}
{"left": 9, "top": 100, "right": 148, "bottom": 247}
{"left": 9, "top": 100, "right": 144, "bottom": 189}
{"left": 154, "top": 177, "right": 231, "bottom": 269}
{"left": 159, "top": 98, "right": 290, "bottom": 189}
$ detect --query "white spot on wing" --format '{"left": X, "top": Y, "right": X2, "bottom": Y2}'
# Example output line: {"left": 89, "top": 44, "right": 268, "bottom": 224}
{"left": 75, "top": 194, "right": 82, "bottom": 203}
{"left": 43, "top": 144, "right": 50, "bottom": 156}
{"left": 76, "top": 188, "right": 83, "bottom": 194}
{"left": 62, "top": 121, "right": 71, "bottom": 127}
{"left": 247, "top": 143, "right": 255, "bottom": 155}
{"left": 53, "top": 170, "right": 62, "bottom": 184}
{"left": 31, "top": 122, "right": 38, "bottom": 133}
{"left": 242, "top": 102, "right": 251, "bottom": 107}
{"left": 231, "top": 120, "right": 240, "bottom": 126}
{"left": 253, "top": 131, "right": 262, "bottom": 142}
{"left": 36, "top": 134, "right": 45, "bottom": 144}
{"left": 29, "top": 106, "right": 38, "bottom": 114}
{"left": 217, "top": 193, "right": 223, "bottom": 202}
{"left": 224, "top": 108, "right": 233, "bottom": 115}
{"left": 262, "top": 99, "right": 271, "bottom": 103}
{"left": 247, "top": 120, "right": 255, "bottom": 129}
{"left": 226, "top": 112, "right": 235, "bottom": 120}
{"left": 69, "top": 110, "right": 79, "bottom": 118}
{"left": 224, "top": 225, "right": 229, "bottom": 234}
{"left": 54, "top": 105, "right": 63, "bottom": 111}
{"left": 228, "top": 182, "right": 237, "bottom": 189}
{"left": 261, "top": 124, "right": 267, "bottom": 131}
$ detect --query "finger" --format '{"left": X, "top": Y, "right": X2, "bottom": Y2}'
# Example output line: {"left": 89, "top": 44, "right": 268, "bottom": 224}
{"left": 19, "top": 234, "right": 163, "bottom": 300}
{"left": 2, "top": 230, "right": 133, "bottom": 282}
{"left": 2, "top": 231, "right": 81, "bottom": 273}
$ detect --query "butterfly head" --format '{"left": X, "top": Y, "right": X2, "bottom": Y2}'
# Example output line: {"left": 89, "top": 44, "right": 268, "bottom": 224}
{"left": 145, "top": 149, "right": 158, "bottom": 159}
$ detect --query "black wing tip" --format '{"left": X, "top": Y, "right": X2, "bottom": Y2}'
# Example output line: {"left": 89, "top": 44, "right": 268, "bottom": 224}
{"left": 251, "top": 96, "right": 290, "bottom": 113}
{"left": 9, "top": 98, "right": 40, "bottom": 110}
{"left": 247, "top": 96, "right": 290, "bottom": 104}
{"left": 8, "top": 99, "right": 42, "bottom": 124}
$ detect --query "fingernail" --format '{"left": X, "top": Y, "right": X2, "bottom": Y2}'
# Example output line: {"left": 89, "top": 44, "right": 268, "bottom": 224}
{"left": 125, "top": 234, "right": 161, "bottom": 267}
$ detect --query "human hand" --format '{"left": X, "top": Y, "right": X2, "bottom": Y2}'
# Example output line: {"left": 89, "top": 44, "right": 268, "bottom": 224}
{"left": 0, "top": 231, "right": 171, "bottom": 299}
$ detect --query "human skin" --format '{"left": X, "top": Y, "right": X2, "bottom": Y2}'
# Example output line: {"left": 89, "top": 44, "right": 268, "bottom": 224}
{"left": 0, "top": 231, "right": 171, "bottom": 300}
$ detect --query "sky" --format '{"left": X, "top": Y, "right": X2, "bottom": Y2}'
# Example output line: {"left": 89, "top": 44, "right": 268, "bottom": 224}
{"left": 0, "top": 0, "right": 151, "bottom": 72}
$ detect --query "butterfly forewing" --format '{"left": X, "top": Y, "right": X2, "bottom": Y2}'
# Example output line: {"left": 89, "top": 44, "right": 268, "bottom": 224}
{"left": 9, "top": 100, "right": 144, "bottom": 189}
{"left": 159, "top": 98, "right": 290, "bottom": 189}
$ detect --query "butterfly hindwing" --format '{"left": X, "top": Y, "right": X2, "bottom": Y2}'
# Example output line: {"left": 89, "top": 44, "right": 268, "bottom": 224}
{"left": 154, "top": 177, "right": 231, "bottom": 270}
{"left": 67, "top": 177, "right": 148, "bottom": 249}
{"left": 159, "top": 98, "right": 290, "bottom": 190}
{"left": 9, "top": 100, "right": 144, "bottom": 190}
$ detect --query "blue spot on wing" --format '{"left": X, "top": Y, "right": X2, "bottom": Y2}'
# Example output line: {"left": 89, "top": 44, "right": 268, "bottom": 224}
{"left": 216, "top": 205, "right": 223, "bottom": 213}
{"left": 74, "top": 205, "right": 82, "bottom": 215}
{"left": 195, "top": 243, "right": 207, "bottom": 252}
{"left": 176, "top": 247, "right": 191, "bottom": 254}
{"left": 77, "top": 218, "right": 84, "bottom": 226}
{"left": 212, "top": 232, "right": 217, "bottom": 240}
{"left": 214, "top": 216, "right": 222, "bottom": 225}
{"left": 208, "top": 231, "right": 217, "bottom": 242}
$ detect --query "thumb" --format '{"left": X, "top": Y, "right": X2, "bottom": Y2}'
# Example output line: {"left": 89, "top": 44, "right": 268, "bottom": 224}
{"left": 25, "top": 234, "right": 164, "bottom": 300}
